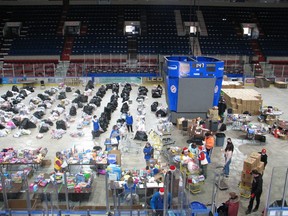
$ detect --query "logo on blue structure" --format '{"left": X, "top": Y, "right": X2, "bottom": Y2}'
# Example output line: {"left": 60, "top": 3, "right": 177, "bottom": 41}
{"left": 170, "top": 85, "right": 177, "bottom": 93}
{"left": 214, "top": 85, "right": 219, "bottom": 93}
{"left": 168, "top": 65, "right": 177, "bottom": 70}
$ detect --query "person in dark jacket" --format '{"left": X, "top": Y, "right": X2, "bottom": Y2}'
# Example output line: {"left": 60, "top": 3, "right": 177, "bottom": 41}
{"left": 258, "top": 148, "right": 268, "bottom": 168}
{"left": 245, "top": 170, "right": 263, "bottom": 215}
{"left": 143, "top": 142, "right": 154, "bottom": 166}
{"left": 150, "top": 188, "right": 171, "bottom": 216}
{"left": 126, "top": 112, "right": 134, "bottom": 133}
{"left": 218, "top": 96, "right": 227, "bottom": 117}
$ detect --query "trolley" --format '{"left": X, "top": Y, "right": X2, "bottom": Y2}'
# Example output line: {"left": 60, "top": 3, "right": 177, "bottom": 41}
{"left": 239, "top": 182, "right": 251, "bottom": 199}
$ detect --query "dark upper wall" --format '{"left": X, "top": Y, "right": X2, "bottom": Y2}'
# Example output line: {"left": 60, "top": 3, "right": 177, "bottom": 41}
{"left": 0, "top": 0, "right": 288, "bottom": 7}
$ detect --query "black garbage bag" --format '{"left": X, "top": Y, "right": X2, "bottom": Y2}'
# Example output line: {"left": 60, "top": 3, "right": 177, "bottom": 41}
{"left": 151, "top": 102, "right": 159, "bottom": 112}
{"left": 75, "top": 89, "right": 81, "bottom": 94}
{"left": 86, "top": 80, "right": 94, "bottom": 90}
{"left": 33, "top": 111, "right": 45, "bottom": 119}
{"left": 152, "top": 90, "right": 161, "bottom": 98}
{"left": 106, "top": 84, "right": 113, "bottom": 90}
{"left": 19, "top": 90, "right": 28, "bottom": 97}
{"left": 58, "top": 92, "right": 66, "bottom": 100}
{"left": 39, "top": 126, "right": 49, "bottom": 133}
{"left": 134, "top": 131, "right": 148, "bottom": 141}
{"left": 19, "top": 118, "right": 36, "bottom": 129}
{"left": 12, "top": 118, "right": 20, "bottom": 127}
{"left": 79, "top": 95, "right": 88, "bottom": 103}
{"left": 12, "top": 85, "right": 19, "bottom": 92}
{"left": 38, "top": 104, "right": 47, "bottom": 109}
{"left": 56, "top": 120, "right": 67, "bottom": 130}
{"left": 0, "top": 124, "right": 5, "bottom": 129}
{"left": 6, "top": 91, "right": 13, "bottom": 97}
{"left": 83, "top": 105, "right": 94, "bottom": 115}
{"left": 44, "top": 90, "right": 54, "bottom": 96}
{"left": 66, "top": 86, "right": 72, "bottom": 92}
{"left": 156, "top": 109, "right": 167, "bottom": 117}
{"left": 69, "top": 106, "right": 77, "bottom": 116}
{"left": 43, "top": 119, "right": 54, "bottom": 126}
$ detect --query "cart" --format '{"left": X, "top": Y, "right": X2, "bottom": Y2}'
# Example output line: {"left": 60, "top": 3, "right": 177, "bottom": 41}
{"left": 239, "top": 182, "right": 251, "bottom": 199}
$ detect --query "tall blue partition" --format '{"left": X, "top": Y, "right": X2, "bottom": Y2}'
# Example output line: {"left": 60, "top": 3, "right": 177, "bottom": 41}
{"left": 163, "top": 56, "right": 224, "bottom": 123}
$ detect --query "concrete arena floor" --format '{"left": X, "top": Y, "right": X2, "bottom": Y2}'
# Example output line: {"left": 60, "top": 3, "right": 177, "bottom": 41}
{"left": 0, "top": 82, "right": 287, "bottom": 215}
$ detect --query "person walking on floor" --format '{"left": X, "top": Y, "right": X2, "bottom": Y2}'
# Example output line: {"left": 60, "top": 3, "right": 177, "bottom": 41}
{"left": 143, "top": 142, "right": 154, "bottom": 166}
{"left": 223, "top": 138, "right": 234, "bottom": 178}
{"left": 150, "top": 188, "right": 171, "bottom": 216}
{"left": 126, "top": 112, "right": 134, "bottom": 133}
{"left": 245, "top": 170, "right": 263, "bottom": 215}
{"left": 259, "top": 148, "right": 268, "bottom": 168}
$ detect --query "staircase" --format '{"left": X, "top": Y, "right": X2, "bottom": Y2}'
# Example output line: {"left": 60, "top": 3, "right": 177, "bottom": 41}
{"left": 174, "top": 10, "right": 186, "bottom": 36}
{"left": 61, "top": 36, "right": 74, "bottom": 61}
{"left": 250, "top": 39, "right": 265, "bottom": 62}
{"left": 127, "top": 37, "right": 137, "bottom": 67}
{"left": 189, "top": 37, "right": 202, "bottom": 56}
{"left": 55, "top": 61, "right": 70, "bottom": 77}
{"left": 252, "top": 61, "right": 264, "bottom": 77}
{"left": 196, "top": 10, "right": 208, "bottom": 36}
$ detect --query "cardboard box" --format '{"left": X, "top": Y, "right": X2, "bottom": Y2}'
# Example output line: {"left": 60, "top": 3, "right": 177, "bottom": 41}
{"left": 250, "top": 152, "right": 261, "bottom": 166}
{"left": 177, "top": 118, "right": 185, "bottom": 130}
{"left": 243, "top": 157, "right": 257, "bottom": 172}
{"left": 8, "top": 199, "right": 36, "bottom": 210}
{"left": 109, "top": 150, "right": 121, "bottom": 166}
{"left": 257, "top": 161, "right": 265, "bottom": 174}
{"left": 241, "top": 171, "right": 253, "bottom": 183}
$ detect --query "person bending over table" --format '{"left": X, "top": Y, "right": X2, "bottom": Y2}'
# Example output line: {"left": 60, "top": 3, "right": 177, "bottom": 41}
{"left": 150, "top": 188, "right": 171, "bottom": 216}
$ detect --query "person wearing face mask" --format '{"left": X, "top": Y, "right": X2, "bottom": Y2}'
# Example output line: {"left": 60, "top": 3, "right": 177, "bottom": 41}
{"left": 223, "top": 138, "right": 234, "bottom": 178}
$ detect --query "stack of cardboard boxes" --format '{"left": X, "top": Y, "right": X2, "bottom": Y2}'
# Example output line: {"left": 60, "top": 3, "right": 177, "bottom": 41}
{"left": 241, "top": 152, "right": 265, "bottom": 188}
{"left": 222, "top": 89, "right": 263, "bottom": 115}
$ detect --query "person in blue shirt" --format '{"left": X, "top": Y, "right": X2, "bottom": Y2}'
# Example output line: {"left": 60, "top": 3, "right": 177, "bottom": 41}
{"left": 110, "top": 125, "right": 120, "bottom": 148}
{"left": 123, "top": 176, "right": 139, "bottom": 204}
{"left": 126, "top": 112, "right": 134, "bottom": 133}
{"left": 92, "top": 115, "right": 100, "bottom": 140}
{"left": 143, "top": 142, "right": 154, "bottom": 166}
{"left": 150, "top": 188, "right": 171, "bottom": 216}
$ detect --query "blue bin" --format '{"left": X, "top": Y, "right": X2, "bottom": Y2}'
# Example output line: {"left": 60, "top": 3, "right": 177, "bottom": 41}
{"left": 190, "top": 201, "right": 208, "bottom": 216}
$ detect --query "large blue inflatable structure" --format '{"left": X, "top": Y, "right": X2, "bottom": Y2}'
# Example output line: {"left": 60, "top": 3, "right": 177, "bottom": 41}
{"left": 163, "top": 56, "right": 224, "bottom": 123}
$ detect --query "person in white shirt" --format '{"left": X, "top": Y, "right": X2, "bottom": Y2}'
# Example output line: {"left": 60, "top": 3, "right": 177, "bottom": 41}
{"left": 223, "top": 138, "right": 234, "bottom": 178}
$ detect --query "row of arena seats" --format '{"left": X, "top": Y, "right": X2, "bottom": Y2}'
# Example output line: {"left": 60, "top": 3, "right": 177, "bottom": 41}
{"left": 1, "top": 5, "right": 288, "bottom": 57}
{"left": 86, "top": 66, "right": 158, "bottom": 74}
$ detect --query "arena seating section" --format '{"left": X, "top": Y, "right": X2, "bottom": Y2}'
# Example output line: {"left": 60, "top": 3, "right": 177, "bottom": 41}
{"left": 0, "top": 5, "right": 287, "bottom": 78}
